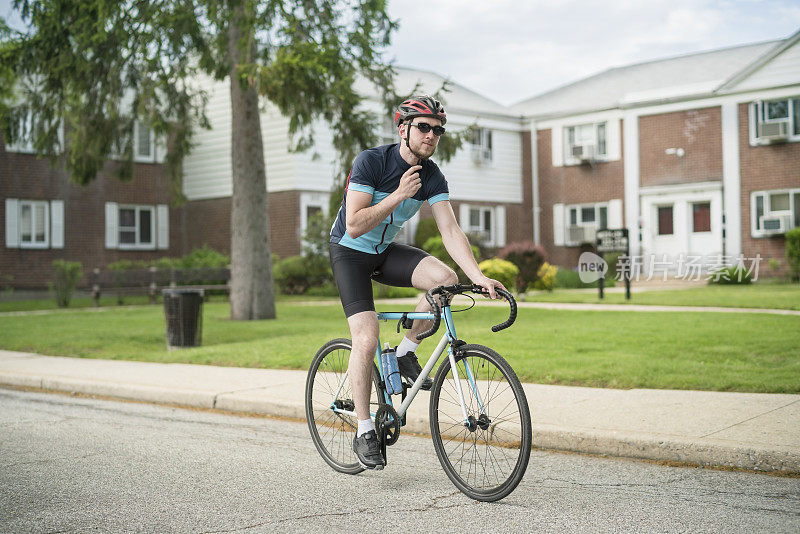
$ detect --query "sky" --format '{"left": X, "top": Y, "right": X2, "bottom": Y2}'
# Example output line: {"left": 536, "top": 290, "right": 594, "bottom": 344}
{"left": 3, "top": 1, "right": 799, "bottom": 106}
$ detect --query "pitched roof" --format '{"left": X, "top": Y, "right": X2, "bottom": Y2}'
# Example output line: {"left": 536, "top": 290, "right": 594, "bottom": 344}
{"left": 356, "top": 66, "right": 513, "bottom": 118}
{"left": 511, "top": 40, "right": 783, "bottom": 118}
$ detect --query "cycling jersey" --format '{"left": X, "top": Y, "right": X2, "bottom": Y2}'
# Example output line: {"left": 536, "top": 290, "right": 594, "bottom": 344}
{"left": 329, "top": 144, "right": 449, "bottom": 254}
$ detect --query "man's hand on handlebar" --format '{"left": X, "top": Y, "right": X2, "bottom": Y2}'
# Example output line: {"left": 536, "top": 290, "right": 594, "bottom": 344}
{"left": 471, "top": 276, "right": 506, "bottom": 300}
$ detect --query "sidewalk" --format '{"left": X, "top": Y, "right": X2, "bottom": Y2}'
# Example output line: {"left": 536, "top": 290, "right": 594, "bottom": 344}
{"left": 1, "top": 349, "right": 797, "bottom": 473}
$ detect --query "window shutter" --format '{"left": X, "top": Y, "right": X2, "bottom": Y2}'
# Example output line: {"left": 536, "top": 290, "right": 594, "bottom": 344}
{"left": 51, "top": 200, "right": 64, "bottom": 249}
{"left": 494, "top": 205, "right": 506, "bottom": 247}
{"left": 157, "top": 204, "right": 169, "bottom": 250}
{"left": 105, "top": 202, "right": 118, "bottom": 249}
{"left": 459, "top": 203, "right": 470, "bottom": 231}
{"left": 608, "top": 199, "right": 623, "bottom": 229}
{"left": 553, "top": 203, "right": 565, "bottom": 246}
{"left": 5, "top": 198, "right": 19, "bottom": 248}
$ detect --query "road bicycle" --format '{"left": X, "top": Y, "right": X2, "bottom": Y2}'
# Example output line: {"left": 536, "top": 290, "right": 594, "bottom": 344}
{"left": 305, "top": 283, "right": 532, "bottom": 502}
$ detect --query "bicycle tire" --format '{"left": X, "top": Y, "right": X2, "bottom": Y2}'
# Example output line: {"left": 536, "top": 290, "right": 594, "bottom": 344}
{"left": 305, "top": 338, "right": 382, "bottom": 474}
{"left": 429, "top": 344, "right": 532, "bottom": 502}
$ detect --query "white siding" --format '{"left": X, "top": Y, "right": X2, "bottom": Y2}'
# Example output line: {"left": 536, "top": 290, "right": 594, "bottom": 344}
{"left": 439, "top": 125, "right": 522, "bottom": 204}
{"left": 182, "top": 77, "right": 234, "bottom": 200}
{"left": 292, "top": 119, "right": 341, "bottom": 192}
{"left": 733, "top": 42, "right": 800, "bottom": 92}
{"left": 262, "top": 104, "right": 296, "bottom": 192}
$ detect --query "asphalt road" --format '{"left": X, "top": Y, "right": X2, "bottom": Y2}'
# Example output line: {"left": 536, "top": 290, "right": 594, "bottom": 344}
{"left": 2, "top": 388, "right": 799, "bottom": 533}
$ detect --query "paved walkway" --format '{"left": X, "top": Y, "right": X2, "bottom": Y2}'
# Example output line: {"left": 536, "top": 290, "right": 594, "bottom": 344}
{"left": 1, "top": 349, "right": 797, "bottom": 473}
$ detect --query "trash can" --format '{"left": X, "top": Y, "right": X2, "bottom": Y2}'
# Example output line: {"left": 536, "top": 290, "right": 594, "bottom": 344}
{"left": 162, "top": 289, "right": 204, "bottom": 349}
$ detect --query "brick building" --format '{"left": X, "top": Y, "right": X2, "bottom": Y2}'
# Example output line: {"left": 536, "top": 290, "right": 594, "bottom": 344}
{"left": 3, "top": 33, "right": 799, "bottom": 289}
{"left": 515, "top": 29, "right": 800, "bottom": 276}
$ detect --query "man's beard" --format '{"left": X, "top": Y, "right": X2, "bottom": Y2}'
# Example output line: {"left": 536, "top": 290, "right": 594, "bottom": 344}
{"left": 410, "top": 141, "right": 435, "bottom": 161}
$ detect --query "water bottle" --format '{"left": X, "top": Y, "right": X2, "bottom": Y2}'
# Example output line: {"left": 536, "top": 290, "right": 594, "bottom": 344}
{"left": 380, "top": 343, "right": 402, "bottom": 395}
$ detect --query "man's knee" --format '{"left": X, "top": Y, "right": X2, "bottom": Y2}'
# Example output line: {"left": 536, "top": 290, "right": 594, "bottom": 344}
{"left": 413, "top": 256, "right": 459, "bottom": 289}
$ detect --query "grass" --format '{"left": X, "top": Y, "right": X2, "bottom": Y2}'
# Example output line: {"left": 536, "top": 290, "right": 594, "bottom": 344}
{"left": 1, "top": 299, "right": 798, "bottom": 393}
{"left": 527, "top": 283, "right": 800, "bottom": 310}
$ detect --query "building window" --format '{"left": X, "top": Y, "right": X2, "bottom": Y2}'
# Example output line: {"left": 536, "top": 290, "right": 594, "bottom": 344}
{"left": 380, "top": 118, "right": 396, "bottom": 146}
{"left": 109, "top": 121, "right": 156, "bottom": 162}
{"left": 468, "top": 207, "right": 493, "bottom": 240}
{"left": 19, "top": 201, "right": 49, "bottom": 248}
{"left": 657, "top": 206, "right": 674, "bottom": 236}
{"left": 565, "top": 122, "right": 607, "bottom": 162}
{"left": 470, "top": 128, "right": 493, "bottom": 164}
{"left": 751, "top": 97, "right": 800, "bottom": 143}
{"left": 751, "top": 189, "right": 800, "bottom": 236}
{"left": 692, "top": 202, "right": 711, "bottom": 232}
{"left": 565, "top": 202, "right": 608, "bottom": 245}
{"left": 118, "top": 205, "right": 155, "bottom": 249}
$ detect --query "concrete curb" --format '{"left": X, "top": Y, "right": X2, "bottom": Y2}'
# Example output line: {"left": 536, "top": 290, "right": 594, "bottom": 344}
{"left": 3, "top": 370, "right": 797, "bottom": 474}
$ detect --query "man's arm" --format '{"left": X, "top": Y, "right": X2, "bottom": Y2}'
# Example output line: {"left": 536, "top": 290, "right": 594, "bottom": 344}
{"left": 431, "top": 201, "right": 506, "bottom": 299}
{"left": 346, "top": 165, "right": 422, "bottom": 238}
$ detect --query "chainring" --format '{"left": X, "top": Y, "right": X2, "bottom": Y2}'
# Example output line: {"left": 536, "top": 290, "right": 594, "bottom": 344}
{"left": 375, "top": 404, "right": 401, "bottom": 446}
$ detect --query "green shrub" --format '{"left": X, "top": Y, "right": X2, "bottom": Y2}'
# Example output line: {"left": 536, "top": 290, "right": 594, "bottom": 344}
{"left": 414, "top": 217, "right": 439, "bottom": 248}
{"left": 177, "top": 245, "right": 230, "bottom": 269}
{"left": 533, "top": 262, "right": 558, "bottom": 291}
{"left": 477, "top": 258, "right": 519, "bottom": 291}
{"left": 498, "top": 241, "right": 547, "bottom": 292}
{"left": 708, "top": 265, "right": 753, "bottom": 285}
{"left": 107, "top": 259, "right": 148, "bottom": 271}
{"left": 273, "top": 255, "right": 331, "bottom": 295}
{"left": 787, "top": 228, "right": 800, "bottom": 281}
{"left": 149, "top": 257, "right": 180, "bottom": 270}
{"left": 306, "top": 282, "right": 340, "bottom": 297}
{"left": 422, "top": 236, "right": 479, "bottom": 281}
{"left": 52, "top": 259, "right": 83, "bottom": 307}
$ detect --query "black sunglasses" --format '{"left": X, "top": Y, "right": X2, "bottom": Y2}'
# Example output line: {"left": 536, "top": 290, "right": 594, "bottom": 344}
{"left": 410, "top": 122, "right": 446, "bottom": 136}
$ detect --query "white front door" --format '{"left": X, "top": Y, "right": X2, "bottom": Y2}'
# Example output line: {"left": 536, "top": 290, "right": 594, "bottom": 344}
{"left": 640, "top": 183, "right": 723, "bottom": 273}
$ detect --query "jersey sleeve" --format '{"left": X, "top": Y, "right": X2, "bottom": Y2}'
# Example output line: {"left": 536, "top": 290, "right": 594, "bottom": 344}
{"left": 425, "top": 163, "right": 449, "bottom": 206}
{"left": 346, "top": 150, "right": 379, "bottom": 196}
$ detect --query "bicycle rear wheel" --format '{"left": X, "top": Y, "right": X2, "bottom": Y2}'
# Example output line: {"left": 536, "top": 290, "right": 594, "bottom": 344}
{"left": 305, "top": 338, "right": 382, "bottom": 474}
{"left": 429, "top": 344, "right": 532, "bottom": 502}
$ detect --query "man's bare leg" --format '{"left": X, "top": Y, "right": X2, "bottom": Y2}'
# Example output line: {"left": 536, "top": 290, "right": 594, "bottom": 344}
{"left": 403, "top": 256, "right": 458, "bottom": 347}
{"left": 346, "top": 310, "right": 379, "bottom": 422}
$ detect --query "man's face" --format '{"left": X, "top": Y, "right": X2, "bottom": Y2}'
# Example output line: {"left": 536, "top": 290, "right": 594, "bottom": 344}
{"left": 401, "top": 117, "right": 442, "bottom": 160}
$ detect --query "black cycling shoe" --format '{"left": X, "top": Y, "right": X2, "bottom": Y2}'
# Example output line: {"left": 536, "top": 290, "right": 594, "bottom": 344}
{"left": 397, "top": 351, "right": 433, "bottom": 390}
{"left": 353, "top": 430, "right": 385, "bottom": 470}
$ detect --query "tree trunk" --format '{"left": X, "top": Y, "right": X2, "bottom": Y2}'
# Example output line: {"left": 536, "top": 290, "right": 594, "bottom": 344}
{"left": 228, "top": 4, "right": 276, "bottom": 320}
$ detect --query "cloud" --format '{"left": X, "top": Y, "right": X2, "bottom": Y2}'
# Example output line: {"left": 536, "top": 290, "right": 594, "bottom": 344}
{"left": 386, "top": 0, "right": 800, "bottom": 105}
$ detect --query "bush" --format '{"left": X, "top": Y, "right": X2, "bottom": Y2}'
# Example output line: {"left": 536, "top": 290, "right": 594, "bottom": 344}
{"left": 498, "top": 241, "right": 547, "bottom": 292}
{"left": 414, "top": 217, "right": 439, "bottom": 249}
{"left": 708, "top": 265, "right": 753, "bottom": 285}
{"left": 273, "top": 255, "right": 331, "bottom": 295}
{"left": 177, "top": 245, "right": 230, "bottom": 269}
{"left": 477, "top": 258, "right": 519, "bottom": 291}
{"left": 422, "top": 236, "right": 479, "bottom": 281}
{"left": 52, "top": 260, "right": 83, "bottom": 307}
{"left": 787, "top": 228, "right": 800, "bottom": 281}
{"left": 533, "top": 262, "right": 558, "bottom": 291}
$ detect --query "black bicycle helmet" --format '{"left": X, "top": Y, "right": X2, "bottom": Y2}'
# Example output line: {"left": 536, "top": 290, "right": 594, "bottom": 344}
{"left": 394, "top": 95, "right": 447, "bottom": 127}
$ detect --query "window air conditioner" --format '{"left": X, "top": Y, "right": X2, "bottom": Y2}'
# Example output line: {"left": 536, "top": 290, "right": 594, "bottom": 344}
{"left": 757, "top": 120, "right": 791, "bottom": 141}
{"left": 759, "top": 214, "right": 792, "bottom": 235}
{"left": 471, "top": 145, "right": 490, "bottom": 164}
{"left": 571, "top": 143, "right": 596, "bottom": 162}
{"left": 568, "top": 225, "right": 596, "bottom": 244}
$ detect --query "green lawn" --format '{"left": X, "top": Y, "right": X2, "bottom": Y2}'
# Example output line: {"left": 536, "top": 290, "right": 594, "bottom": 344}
{"left": 1, "top": 300, "right": 798, "bottom": 393}
{"left": 528, "top": 283, "right": 800, "bottom": 310}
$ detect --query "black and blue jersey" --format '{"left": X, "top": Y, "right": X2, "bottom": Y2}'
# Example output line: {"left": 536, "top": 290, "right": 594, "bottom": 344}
{"left": 330, "top": 143, "right": 449, "bottom": 254}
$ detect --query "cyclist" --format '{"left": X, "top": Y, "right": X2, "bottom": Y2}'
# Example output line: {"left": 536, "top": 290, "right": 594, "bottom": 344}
{"left": 329, "top": 95, "right": 506, "bottom": 470}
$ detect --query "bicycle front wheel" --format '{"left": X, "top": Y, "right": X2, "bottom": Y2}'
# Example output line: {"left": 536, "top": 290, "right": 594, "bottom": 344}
{"left": 429, "top": 344, "right": 532, "bottom": 502}
{"left": 305, "top": 338, "right": 382, "bottom": 474}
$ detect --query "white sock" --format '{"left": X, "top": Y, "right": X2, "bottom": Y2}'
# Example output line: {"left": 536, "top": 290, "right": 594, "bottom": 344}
{"left": 357, "top": 418, "right": 375, "bottom": 437}
{"left": 396, "top": 337, "right": 420, "bottom": 358}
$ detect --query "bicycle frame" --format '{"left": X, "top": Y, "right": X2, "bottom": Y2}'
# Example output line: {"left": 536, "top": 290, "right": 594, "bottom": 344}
{"left": 329, "top": 302, "right": 487, "bottom": 427}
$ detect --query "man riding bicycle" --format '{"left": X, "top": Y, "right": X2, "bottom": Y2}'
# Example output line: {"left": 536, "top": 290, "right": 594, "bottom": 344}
{"left": 329, "top": 95, "right": 507, "bottom": 470}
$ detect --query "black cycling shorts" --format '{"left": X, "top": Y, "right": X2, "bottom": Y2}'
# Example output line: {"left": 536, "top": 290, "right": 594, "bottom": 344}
{"left": 329, "top": 242, "right": 429, "bottom": 317}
